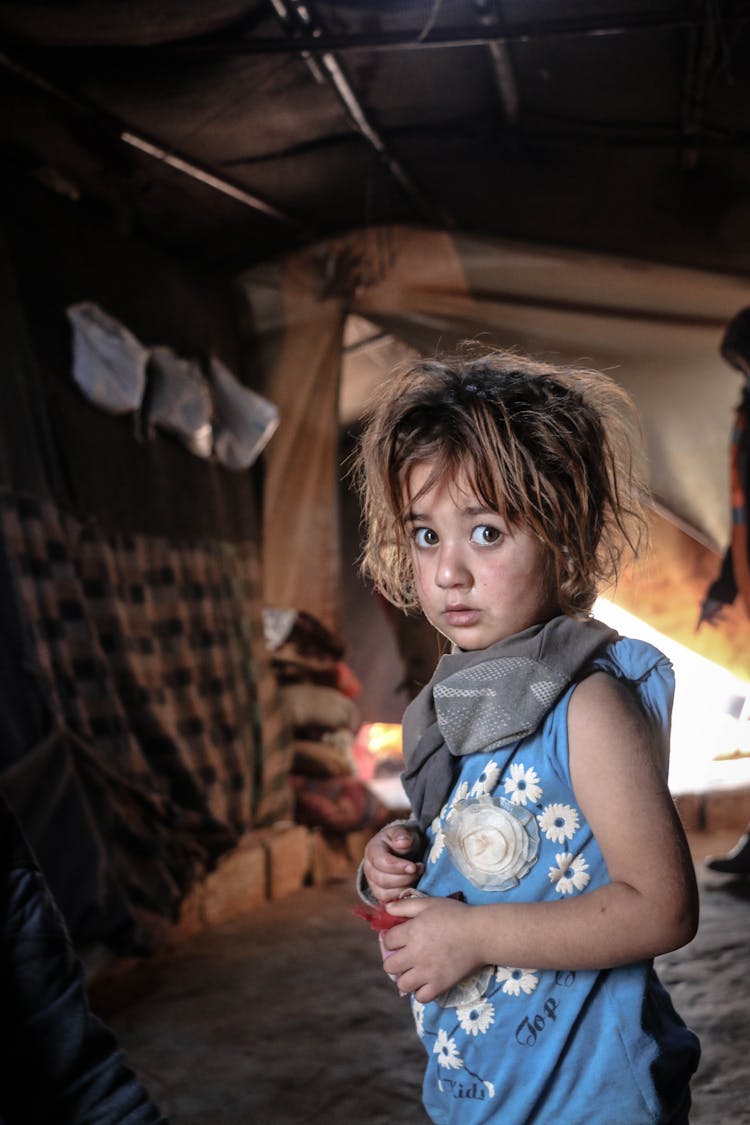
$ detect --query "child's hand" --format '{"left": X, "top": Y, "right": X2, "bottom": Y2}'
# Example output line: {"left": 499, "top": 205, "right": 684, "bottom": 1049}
{"left": 362, "top": 823, "right": 424, "bottom": 903}
{"left": 382, "top": 895, "right": 482, "bottom": 1002}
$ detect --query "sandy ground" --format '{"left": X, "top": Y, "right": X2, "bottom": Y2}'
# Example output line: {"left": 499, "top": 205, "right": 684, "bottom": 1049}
{"left": 94, "top": 829, "right": 750, "bottom": 1125}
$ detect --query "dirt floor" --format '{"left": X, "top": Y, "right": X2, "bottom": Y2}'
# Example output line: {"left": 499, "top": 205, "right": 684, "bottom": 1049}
{"left": 93, "top": 828, "right": 750, "bottom": 1125}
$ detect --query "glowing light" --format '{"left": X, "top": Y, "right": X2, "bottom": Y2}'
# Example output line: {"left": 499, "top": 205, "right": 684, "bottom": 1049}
{"left": 595, "top": 598, "right": 750, "bottom": 795}
{"left": 354, "top": 722, "right": 403, "bottom": 781}
{"left": 361, "top": 722, "right": 403, "bottom": 757}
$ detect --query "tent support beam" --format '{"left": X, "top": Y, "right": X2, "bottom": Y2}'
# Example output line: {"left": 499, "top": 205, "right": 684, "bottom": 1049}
{"left": 470, "top": 0, "right": 520, "bottom": 126}
{"left": 268, "top": 0, "right": 452, "bottom": 228}
{"left": 0, "top": 50, "right": 307, "bottom": 232}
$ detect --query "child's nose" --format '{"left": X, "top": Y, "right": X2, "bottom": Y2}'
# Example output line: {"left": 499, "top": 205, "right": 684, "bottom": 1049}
{"left": 435, "top": 545, "right": 470, "bottom": 588}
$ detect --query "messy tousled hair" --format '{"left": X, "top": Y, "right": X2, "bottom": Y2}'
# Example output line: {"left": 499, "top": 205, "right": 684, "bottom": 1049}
{"left": 353, "top": 348, "right": 648, "bottom": 618}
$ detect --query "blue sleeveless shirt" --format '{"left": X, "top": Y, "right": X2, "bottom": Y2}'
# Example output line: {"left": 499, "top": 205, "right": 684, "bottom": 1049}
{"left": 411, "top": 637, "right": 700, "bottom": 1125}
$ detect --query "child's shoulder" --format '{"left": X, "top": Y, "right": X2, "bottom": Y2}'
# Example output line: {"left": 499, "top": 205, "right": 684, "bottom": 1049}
{"left": 568, "top": 669, "right": 648, "bottom": 743}
{"left": 571, "top": 632, "right": 675, "bottom": 767}
{"left": 588, "top": 632, "right": 672, "bottom": 685}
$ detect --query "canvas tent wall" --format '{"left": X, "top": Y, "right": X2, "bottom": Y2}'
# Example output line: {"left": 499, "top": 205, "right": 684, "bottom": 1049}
{"left": 0, "top": 176, "right": 291, "bottom": 952}
{"left": 238, "top": 224, "right": 750, "bottom": 678}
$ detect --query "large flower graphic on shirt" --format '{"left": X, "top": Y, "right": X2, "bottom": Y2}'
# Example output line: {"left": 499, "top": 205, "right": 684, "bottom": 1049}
{"left": 538, "top": 802, "right": 580, "bottom": 844}
{"left": 443, "top": 795, "right": 540, "bottom": 891}
{"left": 548, "top": 851, "right": 590, "bottom": 895}
{"left": 503, "top": 762, "right": 542, "bottom": 806}
{"left": 457, "top": 998, "right": 495, "bottom": 1036}
{"left": 470, "top": 760, "right": 500, "bottom": 797}
{"left": 433, "top": 1029, "right": 463, "bottom": 1070}
{"left": 495, "top": 966, "right": 539, "bottom": 997}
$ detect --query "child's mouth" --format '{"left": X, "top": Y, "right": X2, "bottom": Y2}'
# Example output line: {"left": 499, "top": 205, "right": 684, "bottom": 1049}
{"left": 444, "top": 606, "right": 480, "bottom": 627}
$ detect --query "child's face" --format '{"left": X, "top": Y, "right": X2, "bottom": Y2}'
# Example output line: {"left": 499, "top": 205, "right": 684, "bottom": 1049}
{"left": 403, "top": 462, "right": 560, "bottom": 650}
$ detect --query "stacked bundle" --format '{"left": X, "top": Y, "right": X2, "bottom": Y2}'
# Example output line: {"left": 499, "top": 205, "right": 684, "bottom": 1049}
{"left": 263, "top": 609, "right": 390, "bottom": 836}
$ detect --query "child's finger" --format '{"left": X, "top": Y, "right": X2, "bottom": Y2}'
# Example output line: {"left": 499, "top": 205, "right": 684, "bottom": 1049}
{"left": 385, "top": 896, "right": 430, "bottom": 919}
{"left": 368, "top": 868, "right": 422, "bottom": 895}
{"left": 378, "top": 932, "right": 401, "bottom": 983}
{"left": 381, "top": 924, "right": 408, "bottom": 954}
{"left": 384, "top": 856, "right": 417, "bottom": 874}
{"left": 371, "top": 853, "right": 422, "bottom": 876}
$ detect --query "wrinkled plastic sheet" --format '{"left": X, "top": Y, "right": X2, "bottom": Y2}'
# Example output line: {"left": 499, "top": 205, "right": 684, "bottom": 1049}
{"left": 211, "top": 355, "right": 279, "bottom": 471}
{"left": 67, "top": 302, "right": 149, "bottom": 414}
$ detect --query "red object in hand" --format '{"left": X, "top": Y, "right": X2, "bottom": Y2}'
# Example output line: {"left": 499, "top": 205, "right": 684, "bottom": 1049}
{"left": 336, "top": 661, "right": 362, "bottom": 699}
{"left": 351, "top": 902, "right": 408, "bottom": 932}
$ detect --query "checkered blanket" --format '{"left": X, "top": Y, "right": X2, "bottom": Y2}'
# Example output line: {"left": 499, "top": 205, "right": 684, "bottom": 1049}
{"left": 0, "top": 489, "right": 292, "bottom": 950}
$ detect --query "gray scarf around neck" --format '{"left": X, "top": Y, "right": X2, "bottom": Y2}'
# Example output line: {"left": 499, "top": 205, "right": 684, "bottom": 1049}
{"left": 401, "top": 615, "right": 617, "bottom": 830}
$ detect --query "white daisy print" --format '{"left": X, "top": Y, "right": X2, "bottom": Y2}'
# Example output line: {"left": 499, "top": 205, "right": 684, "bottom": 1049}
{"left": 549, "top": 851, "right": 590, "bottom": 895}
{"left": 538, "top": 802, "right": 580, "bottom": 843}
{"left": 443, "top": 783, "right": 468, "bottom": 824}
{"left": 453, "top": 781, "right": 470, "bottom": 803}
{"left": 504, "top": 762, "right": 542, "bottom": 806}
{"left": 470, "top": 760, "right": 500, "bottom": 797}
{"left": 429, "top": 825, "right": 445, "bottom": 864}
{"left": 412, "top": 998, "right": 425, "bottom": 1037}
{"left": 433, "top": 1029, "right": 463, "bottom": 1070}
{"left": 495, "top": 966, "right": 539, "bottom": 996}
{"left": 456, "top": 998, "right": 495, "bottom": 1036}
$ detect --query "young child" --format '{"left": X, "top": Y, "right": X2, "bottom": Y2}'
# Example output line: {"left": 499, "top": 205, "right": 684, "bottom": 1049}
{"left": 354, "top": 350, "right": 700, "bottom": 1124}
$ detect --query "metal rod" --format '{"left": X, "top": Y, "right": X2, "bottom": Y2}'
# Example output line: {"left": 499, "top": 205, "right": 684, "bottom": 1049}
{"left": 269, "top": 0, "right": 452, "bottom": 227}
{"left": 0, "top": 50, "right": 307, "bottom": 231}
{"left": 470, "top": 0, "right": 519, "bottom": 125}
{"left": 120, "top": 132, "right": 303, "bottom": 227}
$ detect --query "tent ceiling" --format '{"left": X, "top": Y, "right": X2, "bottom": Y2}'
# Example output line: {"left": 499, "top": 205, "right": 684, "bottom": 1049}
{"left": 2, "top": 1, "right": 750, "bottom": 274}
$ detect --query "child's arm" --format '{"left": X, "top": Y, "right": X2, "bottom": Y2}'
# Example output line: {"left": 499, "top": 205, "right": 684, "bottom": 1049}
{"left": 382, "top": 672, "right": 699, "bottom": 1002}
{"left": 360, "top": 821, "right": 424, "bottom": 903}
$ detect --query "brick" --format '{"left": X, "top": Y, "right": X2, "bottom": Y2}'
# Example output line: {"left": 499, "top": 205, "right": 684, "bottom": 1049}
{"left": 202, "top": 837, "right": 268, "bottom": 927}
{"left": 262, "top": 823, "right": 313, "bottom": 900}
{"left": 310, "top": 829, "right": 355, "bottom": 885}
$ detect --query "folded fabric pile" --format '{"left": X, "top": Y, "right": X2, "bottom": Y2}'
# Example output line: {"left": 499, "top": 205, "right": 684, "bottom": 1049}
{"left": 263, "top": 609, "right": 390, "bottom": 835}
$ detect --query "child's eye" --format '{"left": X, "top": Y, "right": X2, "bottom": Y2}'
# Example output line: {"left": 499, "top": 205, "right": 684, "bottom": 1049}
{"left": 470, "top": 524, "right": 502, "bottom": 546}
{"left": 413, "top": 527, "right": 438, "bottom": 548}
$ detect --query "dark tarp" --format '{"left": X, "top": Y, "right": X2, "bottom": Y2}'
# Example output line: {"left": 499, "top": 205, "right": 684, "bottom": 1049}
{"left": 0, "top": 176, "right": 291, "bottom": 951}
{"left": 0, "top": 172, "right": 258, "bottom": 541}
